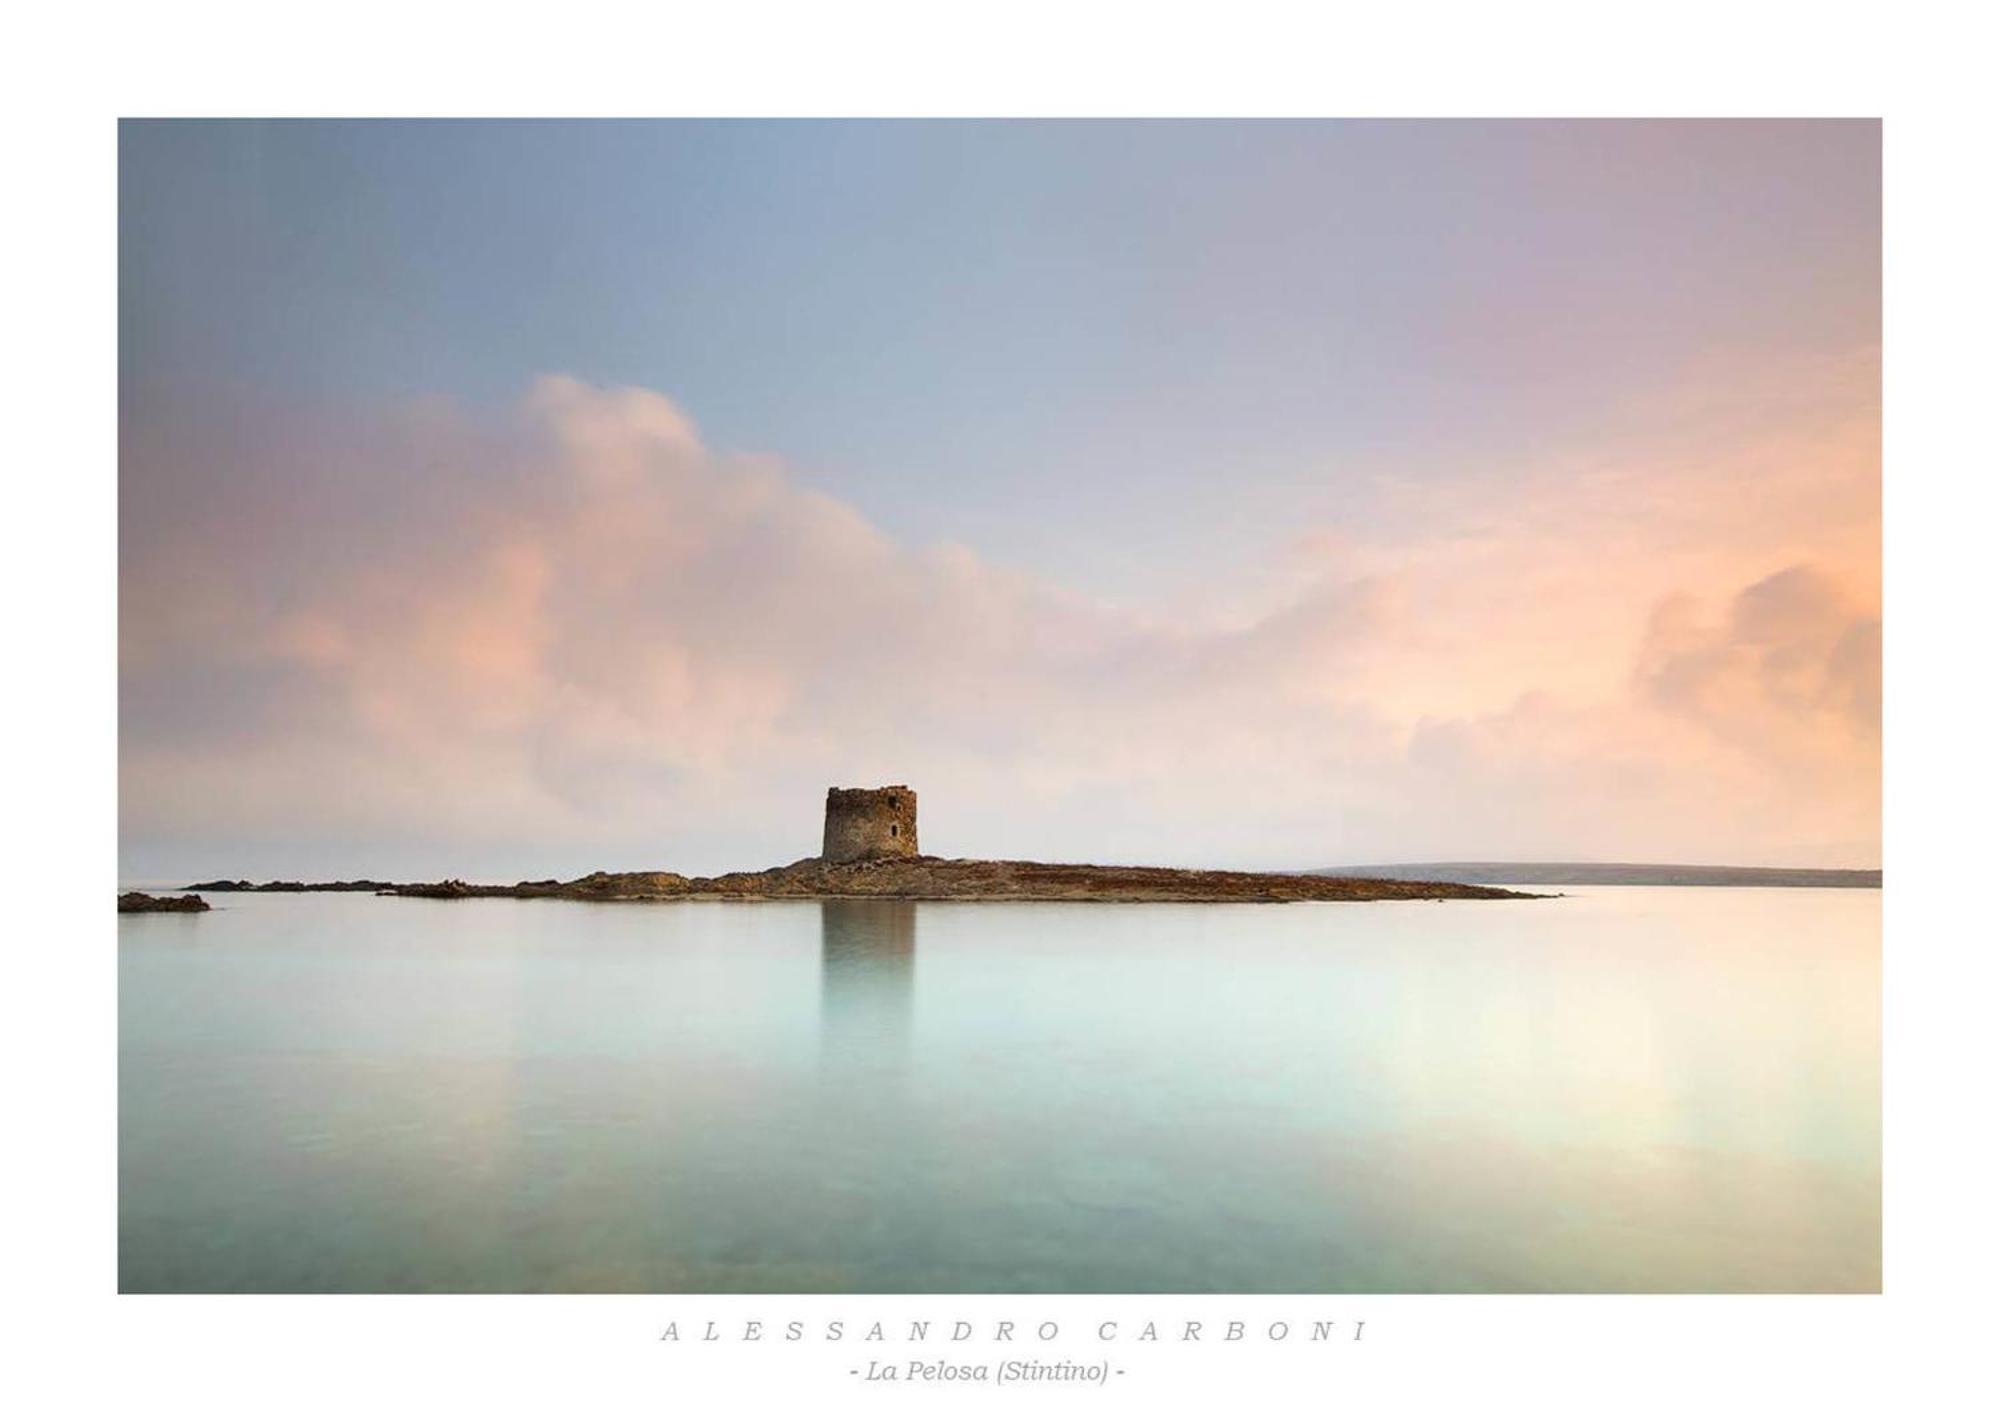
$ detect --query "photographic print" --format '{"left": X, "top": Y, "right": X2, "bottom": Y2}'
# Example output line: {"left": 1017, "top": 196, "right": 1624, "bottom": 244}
{"left": 117, "top": 118, "right": 1881, "bottom": 1296}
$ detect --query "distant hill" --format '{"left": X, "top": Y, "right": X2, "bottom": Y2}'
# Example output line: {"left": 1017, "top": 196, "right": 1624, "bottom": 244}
{"left": 1310, "top": 862, "right": 1881, "bottom": 889}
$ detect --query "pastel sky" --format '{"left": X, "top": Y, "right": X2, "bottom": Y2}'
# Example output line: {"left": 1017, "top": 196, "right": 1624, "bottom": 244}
{"left": 119, "top": 120, "right": 1880, "bottom": 881}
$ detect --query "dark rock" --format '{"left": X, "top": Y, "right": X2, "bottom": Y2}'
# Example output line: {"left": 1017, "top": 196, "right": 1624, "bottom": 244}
{"left": 182, "top": 879, "right": 395, "bottom": 893}
{"left": 120, "top": 891, "right": 210, "bottom": 914}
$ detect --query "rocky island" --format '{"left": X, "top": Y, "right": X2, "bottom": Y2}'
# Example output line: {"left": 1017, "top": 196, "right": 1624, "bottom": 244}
{"left": 182, "top": 786, "right": 1537, "bottom": 904}
{"left": 119, "top": 891, "right": 211, "bottom": 913}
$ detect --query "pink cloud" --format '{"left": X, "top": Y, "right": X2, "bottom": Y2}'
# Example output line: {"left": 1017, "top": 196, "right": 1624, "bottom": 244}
{"left": 120, "top": 375, "right": 1880, "bottom": 877}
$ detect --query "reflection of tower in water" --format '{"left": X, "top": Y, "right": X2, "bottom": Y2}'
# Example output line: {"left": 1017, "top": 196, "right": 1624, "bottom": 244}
{"left": 818, "top": 899, "right": 916, "bottom": 1074}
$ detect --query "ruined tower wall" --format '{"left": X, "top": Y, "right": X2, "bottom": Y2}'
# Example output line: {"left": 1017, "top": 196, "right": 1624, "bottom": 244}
{"left": 822, "top": 786, "right": 919, "bottom": 862}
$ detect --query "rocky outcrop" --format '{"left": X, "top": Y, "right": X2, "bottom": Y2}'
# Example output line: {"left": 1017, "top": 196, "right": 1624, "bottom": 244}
{"left": 181, "top": 784, "right": 1542, "bottom": 905}
{"left": 365, "top": 856, "right": 1533, "bottom": 903}
{"left": 183, "top": 879, "right": 394, "bottom": 892}
{"left": 119, "top": 891, "right": 211, "bottom": 913}
{"left": 385, "top": 872, "right": 693, "bottom": 900}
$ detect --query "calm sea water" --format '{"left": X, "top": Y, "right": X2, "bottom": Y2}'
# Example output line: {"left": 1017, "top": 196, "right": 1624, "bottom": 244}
{"left": 119, "top": 887, "right": 1879, "bottom": 1292}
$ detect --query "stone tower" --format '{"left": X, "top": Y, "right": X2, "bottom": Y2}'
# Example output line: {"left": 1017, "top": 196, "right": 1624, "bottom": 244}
{"left": 822, "top": 785, "right": 919, "bottom": 863}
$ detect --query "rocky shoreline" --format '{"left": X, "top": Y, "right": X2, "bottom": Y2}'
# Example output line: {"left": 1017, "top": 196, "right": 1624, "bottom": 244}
{"left": 183, "top": 878, "right": 395, "bottom": 892}
{"left": 119, "top": 891, "right": 211, "bottom": 913}
{"left": 180, "top": 856, "right": 1536, "bottom": 903}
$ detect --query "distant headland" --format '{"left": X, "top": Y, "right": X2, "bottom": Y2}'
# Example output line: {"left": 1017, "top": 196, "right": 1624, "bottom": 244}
{"left": 174, "top": 785, "right": 1534, "bottom": 905}
{"left": 1313, "top": 862, "right": 1881, "bottom": 889}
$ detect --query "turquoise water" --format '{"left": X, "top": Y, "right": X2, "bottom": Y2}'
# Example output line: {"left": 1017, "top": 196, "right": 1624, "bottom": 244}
{"left": 118, "top": 887, "right": 1879, "bottom": 1292}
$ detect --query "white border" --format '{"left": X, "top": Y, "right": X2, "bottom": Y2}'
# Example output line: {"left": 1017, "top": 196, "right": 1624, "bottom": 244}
{"left": 12, "top": 3, "right": 1996, "bottom": 1407}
